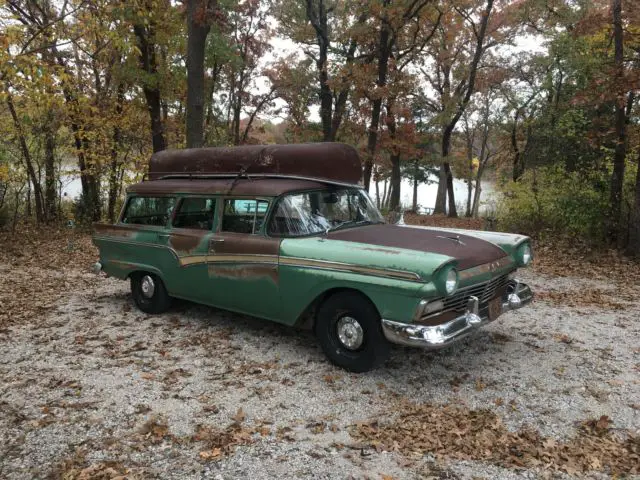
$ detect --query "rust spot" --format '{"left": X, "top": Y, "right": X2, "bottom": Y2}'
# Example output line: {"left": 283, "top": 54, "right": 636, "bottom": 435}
{"left": 94, "top": 224, "right": 135, "bottom": 238}
{"left": 208, "top": 264, "right": 278, "bottom": 284}
{"left": 361, "top": 246, "right": 401, "bottom": 255}
{"left": 169, "top": 234, "right": 203, "bottom": 253}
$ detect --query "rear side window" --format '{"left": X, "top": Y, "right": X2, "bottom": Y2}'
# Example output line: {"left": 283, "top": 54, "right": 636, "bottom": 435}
{"left": 222, "top": 199, "right": 269, "bottom": 234}
{"left": 121, "top": 196, "right": 176, "bottom": 226}
{"left": 173, "top": 197, "right": 216, "bottom": 230}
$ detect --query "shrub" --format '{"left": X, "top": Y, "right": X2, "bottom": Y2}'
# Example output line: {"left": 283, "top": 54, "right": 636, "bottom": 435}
{"left": 495, "top": 166, "right": 610, "bottom": 243}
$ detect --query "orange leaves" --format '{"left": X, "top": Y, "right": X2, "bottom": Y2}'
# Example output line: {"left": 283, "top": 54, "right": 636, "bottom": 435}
{"left": 351, "top": 401, "right": 640, "bottom": 475}
{"left": 195, "top": 408, "right": 256, "bottom": 462}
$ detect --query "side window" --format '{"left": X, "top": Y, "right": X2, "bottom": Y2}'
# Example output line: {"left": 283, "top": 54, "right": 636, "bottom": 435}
{"left": 222, "top": 199, "right": 269, "bottom": 234}
{"left": 173, "top": 197, "right": 216, "bottom": 230}
{"left": 121, "top": 196, "right": 176, "bottom": 226}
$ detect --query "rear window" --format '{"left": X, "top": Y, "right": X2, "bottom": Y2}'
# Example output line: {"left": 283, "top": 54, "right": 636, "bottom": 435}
{"left": 121, "top": 196, "right": 176, "bottom": 226}
{"left": 173, "top": 197, "right": 216, "bottom": 230}
{"left": 222, "top": 199, "right": 269, "bottom": 234}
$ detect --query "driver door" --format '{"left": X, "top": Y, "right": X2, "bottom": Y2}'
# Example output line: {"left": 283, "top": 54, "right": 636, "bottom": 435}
{"left": 207, "top": 198, "right": 282, "bottom": 321}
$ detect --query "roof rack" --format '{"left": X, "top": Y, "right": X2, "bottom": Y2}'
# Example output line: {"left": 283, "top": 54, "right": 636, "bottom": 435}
{"left": 150, "top": 172, "right": 360, "bottom": 188}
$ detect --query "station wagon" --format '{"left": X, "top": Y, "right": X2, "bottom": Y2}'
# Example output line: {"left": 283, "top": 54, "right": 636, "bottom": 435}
{"left": 93, "top": 143, "right": 533, "bottom": 372}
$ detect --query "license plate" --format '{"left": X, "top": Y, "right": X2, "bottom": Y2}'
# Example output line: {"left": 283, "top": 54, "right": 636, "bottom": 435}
{"left": 488, "top": 297, "right": 502, "bottom": 321}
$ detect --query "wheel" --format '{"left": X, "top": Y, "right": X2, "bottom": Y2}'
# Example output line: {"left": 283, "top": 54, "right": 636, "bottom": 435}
{"left": 315, "top": 291, "right": 390, "bottom": 373}
{"left": 130, "top": 272, "right": 172, "bottom": 314}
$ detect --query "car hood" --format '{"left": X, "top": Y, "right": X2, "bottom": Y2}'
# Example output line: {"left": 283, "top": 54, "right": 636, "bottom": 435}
{"left": 327, "top": 223, "right": 507, "bottom": 270}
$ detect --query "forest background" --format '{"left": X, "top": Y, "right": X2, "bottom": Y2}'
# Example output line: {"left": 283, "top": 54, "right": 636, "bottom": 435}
{"left": 1, "top": 0, "right": 639, "bottom": 255}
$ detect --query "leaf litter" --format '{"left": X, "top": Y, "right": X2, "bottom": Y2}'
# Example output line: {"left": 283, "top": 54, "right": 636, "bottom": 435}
{"left": 350, "top": 399, "right": 639, "bottom": 476}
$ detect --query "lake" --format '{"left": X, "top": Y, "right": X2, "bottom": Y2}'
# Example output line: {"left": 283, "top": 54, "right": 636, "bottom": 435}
{"left": 62, "top": 171, "right": 498, "bottom": 215}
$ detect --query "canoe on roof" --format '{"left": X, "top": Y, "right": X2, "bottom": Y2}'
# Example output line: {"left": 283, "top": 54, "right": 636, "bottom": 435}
{"left": 147, "top": 142, "right": 362, "bottom": 186}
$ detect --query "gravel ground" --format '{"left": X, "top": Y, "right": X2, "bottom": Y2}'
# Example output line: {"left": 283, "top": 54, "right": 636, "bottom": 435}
{"left": 1, "top": 268, "right": 639, "bottom": 479}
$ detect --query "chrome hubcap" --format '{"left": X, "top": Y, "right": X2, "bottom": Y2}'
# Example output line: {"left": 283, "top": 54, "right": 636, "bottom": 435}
{"left": 336, "top": 316, "right": 364, "bottom": 350}
{"left": 140, "top": 275, "right": 155, "bottom": 298}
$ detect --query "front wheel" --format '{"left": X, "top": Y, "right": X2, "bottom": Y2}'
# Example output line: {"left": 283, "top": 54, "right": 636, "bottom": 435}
{"left": 131, "top": 272, "right": 172, "bottom": 314}
{"left": 315, "top": 292, "right": 390, "bottom": 373}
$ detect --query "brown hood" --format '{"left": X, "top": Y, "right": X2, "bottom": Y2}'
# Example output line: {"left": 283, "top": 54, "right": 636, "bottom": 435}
{"left": 328, "top": 224, "right": 507, "bottom": 270}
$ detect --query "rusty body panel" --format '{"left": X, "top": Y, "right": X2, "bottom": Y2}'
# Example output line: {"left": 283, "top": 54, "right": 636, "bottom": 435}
{"left": 93, "top": 223, "right": 137, "bottom": 239}
{"left": 147, "top": 142, "right": 361, "bottom": 185}
{"left": 328, "top": 224, "right": 507, "bottom": 270}
{"left": 169, "top": 229, "right": 207, "bottom": 254}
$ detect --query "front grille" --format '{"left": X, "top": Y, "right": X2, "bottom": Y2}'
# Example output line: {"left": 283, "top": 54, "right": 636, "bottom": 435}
{"left": 443, "top": 272, "right": 511, "bottom": 313}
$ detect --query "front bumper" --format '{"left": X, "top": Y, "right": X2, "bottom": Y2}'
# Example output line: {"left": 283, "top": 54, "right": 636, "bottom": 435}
{"left": 382, "top": 280, "right": 533, "bottom": 349}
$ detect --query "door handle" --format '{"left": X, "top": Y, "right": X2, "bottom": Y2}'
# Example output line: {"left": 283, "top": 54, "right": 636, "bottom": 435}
{"left": 209, "top": 237, "right": 224, "bottom": 253}
{"left": 158, "top": 233, "right": 170, "bottom": 239}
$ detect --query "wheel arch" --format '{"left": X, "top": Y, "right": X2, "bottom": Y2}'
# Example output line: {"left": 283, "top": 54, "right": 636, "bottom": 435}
{"left": 293, "top": 287, "right": 380, "bottom": 330}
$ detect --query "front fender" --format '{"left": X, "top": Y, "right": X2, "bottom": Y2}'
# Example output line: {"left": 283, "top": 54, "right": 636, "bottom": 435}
{"left": 278, "top": 265, "right": 425, "bottom": 326}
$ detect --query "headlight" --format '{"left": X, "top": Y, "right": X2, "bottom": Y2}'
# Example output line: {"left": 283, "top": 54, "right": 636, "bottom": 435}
{"left": 435, "top": 264, "right": 458, "bottom": 296}
{"left": 517, "top": 243, "right": 532, "bottom": 266}
{"left": 445, "top": 269, "right": 458, "bottom": 294}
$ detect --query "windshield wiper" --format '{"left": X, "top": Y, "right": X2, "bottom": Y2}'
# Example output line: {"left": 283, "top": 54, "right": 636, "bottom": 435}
{"left": 329, "top": 219, "right": 380, "bottom": 232}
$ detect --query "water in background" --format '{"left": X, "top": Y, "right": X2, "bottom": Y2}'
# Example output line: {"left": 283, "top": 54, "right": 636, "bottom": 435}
{"left": 369, "top": 174, "right": 498, "bottom": 215}
{"left": 63, "top": 171, "right": 497, "bottom": 215}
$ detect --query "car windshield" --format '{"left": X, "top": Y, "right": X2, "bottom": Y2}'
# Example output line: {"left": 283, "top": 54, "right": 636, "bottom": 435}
{"left": 268, "top": 188, "right": 384, "bottom": 237}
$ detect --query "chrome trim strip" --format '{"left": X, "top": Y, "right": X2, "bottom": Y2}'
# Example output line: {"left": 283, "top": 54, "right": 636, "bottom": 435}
{"left": 383, "top": 281, "right": 533, "bottom": 349}
{"left": 279, "top": 256, "right": 422, "bottom": 282}
{"left": 458, "top": 257, "right": 515, "bottom": 281}
{"left": 93, "top": 237, "right": 421, "bottom": 281}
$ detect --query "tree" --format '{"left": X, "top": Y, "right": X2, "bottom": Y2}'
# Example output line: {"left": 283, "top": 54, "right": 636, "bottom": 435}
{"left": 609, "top": 0, "right": 627, "bottom": 242}
{"left": 274, "top": 0, "right": 367, "bottom": 142}
{"left": 186, "top": 0, "right": 218, "bottom": 148}
{"left": 422, "top": 0, "right": 520, "bottom": 216}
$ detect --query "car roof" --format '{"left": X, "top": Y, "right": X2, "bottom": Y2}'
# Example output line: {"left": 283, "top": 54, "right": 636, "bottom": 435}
{"left": 126, "top": 178, "right": 345, "bottom": 197}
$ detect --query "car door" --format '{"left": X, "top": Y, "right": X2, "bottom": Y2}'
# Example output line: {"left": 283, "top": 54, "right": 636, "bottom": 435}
{"left": 164, "top": 196, "right": 218, "bottom": 301}
{"left": 207, "top": 197, "right": 282, "bottom": 320}
{"left": 113, "top": 195, "right": 178, "bottom": 281}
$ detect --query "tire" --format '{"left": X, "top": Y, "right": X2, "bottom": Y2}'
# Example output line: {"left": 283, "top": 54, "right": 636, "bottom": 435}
{"left": 130, "top": 272, "right": 172, "bottom": 314}
{"left": 315, "top": 291, "right": 390, "bottom": 373}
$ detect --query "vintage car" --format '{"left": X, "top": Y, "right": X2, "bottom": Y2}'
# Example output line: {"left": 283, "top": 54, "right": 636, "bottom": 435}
{"left": 92, "top": 143, "right": 533, "bottom": 372}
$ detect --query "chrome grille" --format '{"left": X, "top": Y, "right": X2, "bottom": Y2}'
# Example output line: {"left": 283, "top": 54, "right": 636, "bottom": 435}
{"left": 443, "top": 273, "right": 511, "bottom": 312}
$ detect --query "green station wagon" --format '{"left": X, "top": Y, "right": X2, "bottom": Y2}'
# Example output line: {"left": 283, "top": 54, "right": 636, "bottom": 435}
{"left": 93, "top": 143, "right": 533, "bottom": 372}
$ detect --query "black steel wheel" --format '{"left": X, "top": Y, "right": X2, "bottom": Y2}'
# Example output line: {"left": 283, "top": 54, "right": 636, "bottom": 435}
{"left": 130, "top": 272, "right": 172, "bottom": 314}
{"left": 315, "top": 291, "right": 390, "bottom": 373}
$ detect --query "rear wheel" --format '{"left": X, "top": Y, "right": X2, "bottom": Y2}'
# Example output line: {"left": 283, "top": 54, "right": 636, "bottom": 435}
{"left": 315, "top": 292, "right": 390, "bottom": 373}
{"left": 130, "top": 272, "right": 172, "bottom": 314}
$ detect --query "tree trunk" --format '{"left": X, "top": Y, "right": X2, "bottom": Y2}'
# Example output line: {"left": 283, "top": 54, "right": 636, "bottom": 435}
{"left": 436, "top": 125, "right": 457, "bottom": 216}
{"left": 108, "top": 83, "right": 126, "bottom": 222}
{"left": 389, "top": 154, "right": 401, "bottom": 211}
{"left": 133, "top": 24, "right": 166, "bottom": 153}
{"left": 434, "top": 168, "right": 447, "bottom": 214}
{"left": 465, "top": 130, "right": 474, "bottom": 217}
{"left": 44, "top": 126, "right": 56, "bottom": 222}
{"left": 472, "top": 164, "right": 485, "bottom": 217}
{"left": 306, "top": 0, "right": 332, "bottom": 141}
{"left": 6, "top": 92, "right": 44, "bottom": 223}
{"left": 381, "top": 180, "right": 388, "bottom": 209}
{"left": 186, "top": 0, "right": 215, "bottom": 148}
{"left": 375, "top": 175, "right": 380, "bottom": 209}
{"left": 412, "top": 176, "right": 418, "bottom": 213}
{"left": 609, "top": 0, "right": 626, "bottom": 242}
{"left": 626, "top": 148, "right": 640, "bottom": 256}
{"left": 364, "top": 6, "right": 391, "bottom": 190}
{"left": 386, "top": 97, "right": 401, "bottom": 212}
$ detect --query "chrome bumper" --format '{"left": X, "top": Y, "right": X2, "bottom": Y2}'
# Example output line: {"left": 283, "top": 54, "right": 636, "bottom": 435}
{"left": 382, "top": 281, "right": 533, "bottom": 349}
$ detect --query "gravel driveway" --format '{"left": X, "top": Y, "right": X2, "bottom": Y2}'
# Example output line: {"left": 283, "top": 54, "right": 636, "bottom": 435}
{"left": 1, "top": 262, "right": 638, "bottom": 479}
